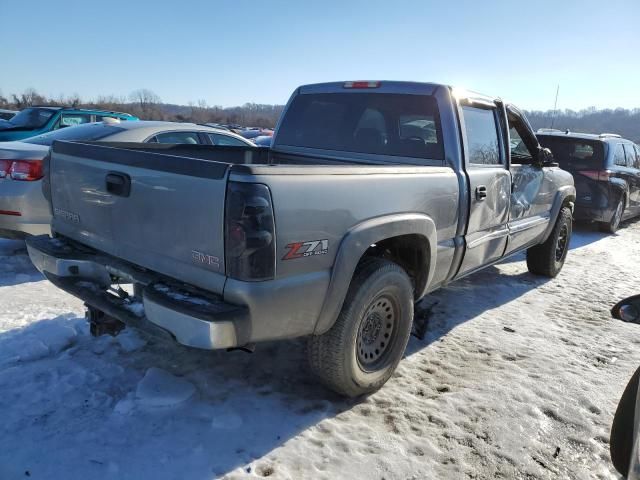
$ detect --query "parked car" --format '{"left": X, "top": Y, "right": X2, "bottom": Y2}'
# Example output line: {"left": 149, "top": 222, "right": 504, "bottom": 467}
{"left": 0, "top": 109, "right": 18, "bottom": 121}
{"left": 0, "top": 106, "right": 139, "bottom": 142}
{"left": 237, "top": 128, "right": 263, "bottom": 140}
{"left": 26, "top": 80, "right": 575, "bottom": 397}
{"left": 609, "top": 294, "right": 640, "bottom": 478}
{"left": 203, "top": 123, "right": 231, "bottom": 131}
{"left": 0, "top": 120, "right": 254, "bottom": 238}
{"left": 252, "top": 135, "right": 273, "bottom": 147}
{"left": 537, "top": 130, "right": 640, "bottom": 232}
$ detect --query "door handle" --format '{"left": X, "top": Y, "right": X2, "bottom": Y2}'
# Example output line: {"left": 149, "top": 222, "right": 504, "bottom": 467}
{"left": 476, "top": 185, "right": 488, "bottom": 200}
{"left": 105, "top": 172, "right": 131, "bottom": 197}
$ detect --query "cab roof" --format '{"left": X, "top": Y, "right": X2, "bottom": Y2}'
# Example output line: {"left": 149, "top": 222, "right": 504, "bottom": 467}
{"left": 296, "top": 80, "right": 501, "bottom": 105}
{"left": 537, "top": 129, "right": 632, "bottom": 144}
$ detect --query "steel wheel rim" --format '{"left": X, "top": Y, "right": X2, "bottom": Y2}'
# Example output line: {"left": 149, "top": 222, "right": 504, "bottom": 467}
{"left": 357, "top": 294, "right": 397, "bottom": 370}
{"left": 555, "top": 224, "right": 569, "bottom": 261}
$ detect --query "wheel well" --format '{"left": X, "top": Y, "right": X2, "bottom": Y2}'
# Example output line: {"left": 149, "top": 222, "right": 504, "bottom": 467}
{"left": 562, "top": 197, "right": 575, "bottom": 213}
{"left": 361, "top": 234, "right": 430, "bottom": 299}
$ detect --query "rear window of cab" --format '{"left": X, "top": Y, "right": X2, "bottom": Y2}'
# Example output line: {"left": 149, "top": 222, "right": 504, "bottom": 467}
{"left": 276, "top": 93, "right": 444, "bottom": 161}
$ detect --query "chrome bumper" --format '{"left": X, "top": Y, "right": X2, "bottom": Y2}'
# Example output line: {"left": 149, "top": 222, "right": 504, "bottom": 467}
{"left": 26, "top": 235, "right": 247, "bottom": 350}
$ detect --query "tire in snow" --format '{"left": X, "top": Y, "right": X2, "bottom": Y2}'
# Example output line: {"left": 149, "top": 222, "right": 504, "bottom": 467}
{"left": 600, "top": 197, "right": 625, "bottom": 234}
{"left": 308, "top": 258, "right": 414, "bottom": 397}
{"left": 526, "top": 206, "right": 572, "bottom": 277}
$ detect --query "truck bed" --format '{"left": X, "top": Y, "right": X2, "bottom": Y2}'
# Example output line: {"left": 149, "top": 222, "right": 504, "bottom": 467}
{"left": 46, "top": 140, "right": 457, "bottom": 300}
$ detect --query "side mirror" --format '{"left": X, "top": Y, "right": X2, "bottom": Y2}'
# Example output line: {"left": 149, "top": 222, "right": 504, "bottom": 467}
{"left": 536, "top": 147, "right": 558, "bottom": 168}
{"left": 612, "top": 295, "right": 640, "bottom": 323}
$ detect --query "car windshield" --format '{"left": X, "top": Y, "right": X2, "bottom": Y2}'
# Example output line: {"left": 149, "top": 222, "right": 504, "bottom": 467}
{"left": 22, "top": 123, "right": 126, "bottom": 146}
{"left": 8, "top": 108, "right": 57, "bottom": 129}
{"left": 537, "top": 135, "right": 605, "bottom": 170}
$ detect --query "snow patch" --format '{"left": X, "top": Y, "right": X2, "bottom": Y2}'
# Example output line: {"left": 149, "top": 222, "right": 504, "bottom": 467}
{"left": 1, "top": 320, "right": 77, "bottom": 365}
{"left": 210, "top": 409, "right": 243, "bottom": 430}
{"left": 135, "top": 368, "right": 196, "bottom": 407}
{"left": 116, "top": 329, "right": 147, "bottom": 352}
{"left": 122, "top": 300, "right": 145, "bottom": 317}
{"left": 154, "top": 283, "right": 212, "bottom": 306}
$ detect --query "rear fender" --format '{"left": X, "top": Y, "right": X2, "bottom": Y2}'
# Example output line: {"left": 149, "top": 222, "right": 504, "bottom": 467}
{"left": 313, "top": 213, "right": 437, "bottom": 335}
{"left": 609, "top": 178, "right": 629, "bottom": 207}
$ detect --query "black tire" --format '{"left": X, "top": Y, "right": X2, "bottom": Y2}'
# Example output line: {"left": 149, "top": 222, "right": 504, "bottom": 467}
{"left": 610, "top": 366, "right": 640, "bottom": 476}
{"left": 526, "top": 206, "right": 572, "bottom": 277}
{"left": 599, "top": 197, "right": 624, "bottom": 233}
{"left": 308, "top": 258, "right": 414, "bottom": 397}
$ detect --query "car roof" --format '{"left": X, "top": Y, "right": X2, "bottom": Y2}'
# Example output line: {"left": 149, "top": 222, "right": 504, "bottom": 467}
{"left": 28, "top": 105, "right": 135, "bottom": 117}
{"left": 15, "top": 120, "right": 254, "bottom": 147}
{"left": 537, "top": 130, "right": 634, "bottom": 144}
{"left": 104, "top": 120, "right": 253, "bottom": 143}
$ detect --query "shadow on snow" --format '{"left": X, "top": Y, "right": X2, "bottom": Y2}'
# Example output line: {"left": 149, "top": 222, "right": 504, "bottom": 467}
{"left": 0, "top": 257, "right": 554, "bottom": 479}
{"left": 0, "top": 239, "right": 42, "bottom": 287}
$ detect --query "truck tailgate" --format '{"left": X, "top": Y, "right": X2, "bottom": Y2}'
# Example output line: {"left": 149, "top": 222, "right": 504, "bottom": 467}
{"left": 48, "top": 141, "right": 232, "bottom": 293}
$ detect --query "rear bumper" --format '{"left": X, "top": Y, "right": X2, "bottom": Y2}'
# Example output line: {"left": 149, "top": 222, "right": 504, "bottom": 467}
{"left": 0, "top": 179, "right": 51, "bottom": 237}
{"left": 573, "top": 204, "right": 606, "bottom": 222}
{"left": 26, "top": 235, "right": 247, "bottom": 349}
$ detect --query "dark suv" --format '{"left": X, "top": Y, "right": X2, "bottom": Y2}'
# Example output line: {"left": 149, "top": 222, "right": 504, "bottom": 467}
{"left": 537, "top": 130, "right": 640, "bottom": 232}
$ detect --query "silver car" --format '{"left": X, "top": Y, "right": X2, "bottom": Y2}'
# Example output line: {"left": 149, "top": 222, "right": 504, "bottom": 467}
{"left": 0, "top": 120, "right": 254, "bottom": 238}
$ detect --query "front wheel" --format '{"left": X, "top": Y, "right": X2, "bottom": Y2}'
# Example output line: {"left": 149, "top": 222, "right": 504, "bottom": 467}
{"left": 526, "top": 207, "right": 572, "bottom": 277}
{"left": 308, "top": 258, "right": 414, "bottom": 397}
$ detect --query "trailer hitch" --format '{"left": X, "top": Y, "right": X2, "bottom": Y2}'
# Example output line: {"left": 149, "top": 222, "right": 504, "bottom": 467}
{"left": 85, "top": 304, "right": 126, "bottom": 337}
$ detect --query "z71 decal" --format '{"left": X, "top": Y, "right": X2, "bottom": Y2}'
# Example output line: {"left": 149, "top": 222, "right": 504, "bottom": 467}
{"left": 283, "top": 239, "right": 329, "bottom": 260}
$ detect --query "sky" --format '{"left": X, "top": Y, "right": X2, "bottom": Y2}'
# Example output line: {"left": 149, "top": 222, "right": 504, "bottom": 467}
{"left": 2, "top": 0, "right": 639, "bottom": 111}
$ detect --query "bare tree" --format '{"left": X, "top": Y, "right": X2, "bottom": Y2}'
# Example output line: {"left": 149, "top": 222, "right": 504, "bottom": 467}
{"left": 128, "top": 89, "right": 162, "bottom": 119}
{"left": 12, "top": 88, "right": 47, "bottom": 108}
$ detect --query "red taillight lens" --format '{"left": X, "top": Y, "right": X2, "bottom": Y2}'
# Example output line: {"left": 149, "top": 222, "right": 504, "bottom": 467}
{"left": 343, "top": 81, "right": 381, "bottom": 89}
{"left": 578, "top": 170, "right": 610, "bottom": 182}
{"left": 10, "top": 159, "right": 44, "bottom": 181}
{"left": 0, "top": 159, "right": 12, "bottom": 178}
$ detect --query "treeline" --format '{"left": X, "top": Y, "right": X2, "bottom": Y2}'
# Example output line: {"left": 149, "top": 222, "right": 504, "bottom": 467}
{"left": 0, "top": 88, "right": 284, "bottom": 128}
{"left": 526, "top": 107, "right": 640, "bottom": 143}
{"left": 1, "top": 88, "right": 639, "bottom": 140}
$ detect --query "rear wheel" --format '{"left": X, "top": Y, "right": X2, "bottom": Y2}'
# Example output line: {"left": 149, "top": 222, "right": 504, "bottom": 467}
{"left": 599, "top": 198, "right": 624, "bottom": 233}
{"left": 526, "top": 206, "right": 572, "bottom": 277}
{"left": 308, "top": 258, "right": 414, "bottom": 397}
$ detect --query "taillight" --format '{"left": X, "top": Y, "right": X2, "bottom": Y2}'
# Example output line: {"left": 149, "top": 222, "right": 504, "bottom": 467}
{"left": 7, "top": 159, "right": 44, "bottom": 181}
{"left": 0, "top": 160, "right": 11, "bottom": 178}
{"left": 0, "top": 159, "right": 44, "bottom": 180}
{"left": 578, "top": 170, "right": 611, "bottom": 181}
{"left": 225, "top": 182, "right": 275, "bottom": 281}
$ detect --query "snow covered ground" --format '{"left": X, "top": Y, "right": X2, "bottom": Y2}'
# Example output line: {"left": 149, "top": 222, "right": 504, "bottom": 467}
{"left": 1, "top": 221, "right": 639, "bottom": 480}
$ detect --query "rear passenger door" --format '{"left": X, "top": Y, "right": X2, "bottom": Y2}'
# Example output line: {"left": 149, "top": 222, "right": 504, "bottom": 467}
{"left": 456, "top": 102, "right": 510, "bottom": 277}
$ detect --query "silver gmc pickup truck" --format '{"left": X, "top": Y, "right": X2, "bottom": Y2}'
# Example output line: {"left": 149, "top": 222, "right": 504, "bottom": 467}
{"left": 27, "top": 81, "right": 575, "bottom": 396}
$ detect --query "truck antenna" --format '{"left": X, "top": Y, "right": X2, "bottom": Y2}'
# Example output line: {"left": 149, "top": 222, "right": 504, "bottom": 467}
{"left": 549, "top": 84, "right": 560, "bottom": 129}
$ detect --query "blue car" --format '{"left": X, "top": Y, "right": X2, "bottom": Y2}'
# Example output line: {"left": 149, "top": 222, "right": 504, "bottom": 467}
{"left": 0, "top": 106, "right": 138, "bottom": 141}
